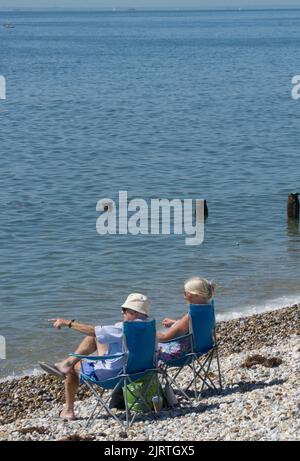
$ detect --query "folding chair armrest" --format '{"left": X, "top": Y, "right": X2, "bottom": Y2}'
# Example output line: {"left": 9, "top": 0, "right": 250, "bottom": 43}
{"left": 158, "top": 333, "right": 192, "bottom": 344}
{"left": 69, "top": 353, "right": 126, "bottom": 361}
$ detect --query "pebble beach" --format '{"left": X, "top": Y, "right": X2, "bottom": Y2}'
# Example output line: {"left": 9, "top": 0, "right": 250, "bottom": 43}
{"left": 0, "top": 304, "right": 299, "bottom": 442}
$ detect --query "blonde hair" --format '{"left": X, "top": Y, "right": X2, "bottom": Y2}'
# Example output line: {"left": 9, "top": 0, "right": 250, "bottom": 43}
{"left": 184, "top": 277, "right": 216, "bottom": 301}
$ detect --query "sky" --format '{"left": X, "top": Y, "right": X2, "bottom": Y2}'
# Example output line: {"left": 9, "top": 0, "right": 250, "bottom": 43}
{"left": 0, "top": 0, "right": 300, "bottom": 9}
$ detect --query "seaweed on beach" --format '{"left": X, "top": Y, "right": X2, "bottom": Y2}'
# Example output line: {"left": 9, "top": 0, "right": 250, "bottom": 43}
{"left": 58, "top": 434, "right": 96, "bottom": 441}
{"left": 17, "top": 426, "right": 49, "bottom": 435}
{"left": 241, "top": 354, "right": 283, "bottom": 369}
{"left": 263, "top": 357, "right": 283, "bottom": 368}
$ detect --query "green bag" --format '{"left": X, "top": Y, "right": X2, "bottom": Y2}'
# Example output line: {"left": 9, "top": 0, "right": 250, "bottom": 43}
{"left": 124, "top": 373, "right": 163, "bottom": 413}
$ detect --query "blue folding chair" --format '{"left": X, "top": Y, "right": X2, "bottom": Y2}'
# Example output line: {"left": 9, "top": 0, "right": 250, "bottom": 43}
{"left": 159, "top": 302, "right": 222, "bottom": 401}
{"left": 71, "top": 320, "right": 161, "bottom": 428}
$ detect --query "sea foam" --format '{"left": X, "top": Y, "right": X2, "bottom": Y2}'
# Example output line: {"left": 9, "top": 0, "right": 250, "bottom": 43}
{"left": 216, "top": 295, "right": 300, "bottom": 322}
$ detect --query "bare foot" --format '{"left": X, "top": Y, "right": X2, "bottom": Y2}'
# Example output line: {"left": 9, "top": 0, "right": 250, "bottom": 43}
{"left": 55, "top": 359, "right": 77, "bottom": 375}
{"left": 60, "top": 406, "right": 76, "bottom": 421}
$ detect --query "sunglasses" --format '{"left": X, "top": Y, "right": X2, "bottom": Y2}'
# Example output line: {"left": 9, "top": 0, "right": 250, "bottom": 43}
{"left": 121, "top": 308, "right": 135, "bottom": 315}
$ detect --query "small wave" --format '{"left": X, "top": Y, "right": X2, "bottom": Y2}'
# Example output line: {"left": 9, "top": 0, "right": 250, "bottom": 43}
{"left": 0, "top": 367, "right": 43, "bottom": 383}
{"left": 216, "top": 294, "right": 300, "bottom": 322}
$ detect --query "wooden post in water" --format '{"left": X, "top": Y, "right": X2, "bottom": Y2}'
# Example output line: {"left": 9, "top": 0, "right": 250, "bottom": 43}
{"left": 194, "top": 200, "right": 208, "bottom": 221}
{"left": 287, "top": 193, "right": 299, "bottom": 220}
{"left": 204, "top": 200, "right": 208, "bottom": 220}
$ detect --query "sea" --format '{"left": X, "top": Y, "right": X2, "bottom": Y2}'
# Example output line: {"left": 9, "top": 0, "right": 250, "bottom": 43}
{"left": 0, "top": 9, "right": 299, "bottom": 378}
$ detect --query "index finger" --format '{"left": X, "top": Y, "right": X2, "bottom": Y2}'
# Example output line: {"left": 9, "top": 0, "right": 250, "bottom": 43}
{"left": 48, "top": 319, "right": 57, "bottom": 322}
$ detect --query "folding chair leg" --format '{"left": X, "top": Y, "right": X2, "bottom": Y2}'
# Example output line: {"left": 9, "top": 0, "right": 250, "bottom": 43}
{"left": 215, "top": 347, "right": 223, "bottom": 390}
{"left": 120, "top": 373, "right": 162, "bottom": 428}
{"left": 161, "top": 369, "right": 192, "bottom": 403}
{"left": 83, "top": 379, "right": 125, "bottom": 429}
{"left": 191, "top": 360, "right": 198, "bottom": 400}
{"left": 185, "top": 354, "right": 212, "bottom": 395}
{"left": 123, "top": 378, "right": 130, "bottom": 429}
{"left": 86, "top": 400, "right": 100, "bottom": 428}
{"left": 199, "top": 353, "right": 215, "bottom": 397}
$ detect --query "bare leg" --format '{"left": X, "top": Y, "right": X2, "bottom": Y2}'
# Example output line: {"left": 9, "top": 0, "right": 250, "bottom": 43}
{"left": 97, "top": 342, "right": 108, "bottom": 356}
{"left": 60, "top": 363, "right": 81, "bottom": 420}
{"left": 55, "top": 336, "right": 97, "bottom": 375}
{"left": 58, "top": 338, "right": 108, "bottom": 419}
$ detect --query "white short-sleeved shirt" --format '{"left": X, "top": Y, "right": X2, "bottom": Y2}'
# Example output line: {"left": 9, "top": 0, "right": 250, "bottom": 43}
{"left": 94, "top": 322, "right": 124, "bottom": 372}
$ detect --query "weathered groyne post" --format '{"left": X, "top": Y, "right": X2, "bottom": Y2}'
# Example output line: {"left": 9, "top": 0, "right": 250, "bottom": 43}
{"left": 204, "top": 200, "right": 208, "bottom": 220}
{"left": 287, "top": 218, "right": 299, "bottom": 236}
{"left": 287, "top": 193, "right": 299, "bottom": 220}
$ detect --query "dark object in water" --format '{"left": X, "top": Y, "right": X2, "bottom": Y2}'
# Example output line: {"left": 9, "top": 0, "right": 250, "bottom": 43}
{"left": 241, "top": 354, "right": 283, "bottom": 369}
{"left": 287, "top": 193, "right": 299, "bottom": 219}
{"left": 195, "top": 200, "right": 208, "bottom": 220}
{"left": 204, "top": 200, "right": 208, "bottom": 220}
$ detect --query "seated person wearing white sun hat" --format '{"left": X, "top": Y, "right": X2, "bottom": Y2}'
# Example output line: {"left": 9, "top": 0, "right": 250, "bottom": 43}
{"left": 40, "top": 293, "right": 150, "bottom": 420}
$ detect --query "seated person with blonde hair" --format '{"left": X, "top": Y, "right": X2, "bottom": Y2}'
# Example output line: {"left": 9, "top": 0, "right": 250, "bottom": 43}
{"left": 157, "top": 277, "right": 216, "bottom": 362}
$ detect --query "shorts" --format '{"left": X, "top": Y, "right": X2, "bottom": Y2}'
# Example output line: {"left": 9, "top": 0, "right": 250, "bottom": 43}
{"left": 80, "top": 361, "right": 123, "bottom": 383}
{"left": 157, "top": 337, "right": 192, "bottom": 365}
{"left": 80, "top": 361, "right": 98, "bottom": 381}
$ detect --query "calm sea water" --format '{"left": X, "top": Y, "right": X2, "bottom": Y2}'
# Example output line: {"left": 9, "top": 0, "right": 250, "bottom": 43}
{"left": 0, "top": 9, "right": 299, "bottom": 378}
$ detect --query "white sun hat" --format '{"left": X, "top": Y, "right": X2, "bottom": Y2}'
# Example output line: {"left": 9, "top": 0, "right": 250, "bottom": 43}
{"left": 121, "top": 293, "right": 150, "bottom": 316}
